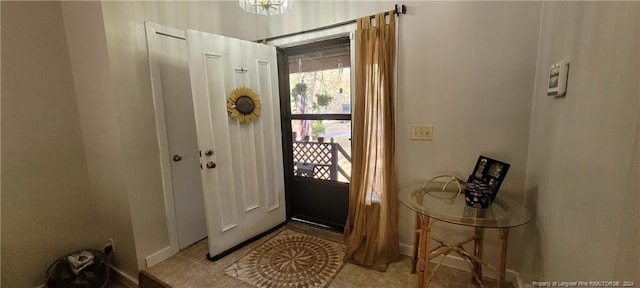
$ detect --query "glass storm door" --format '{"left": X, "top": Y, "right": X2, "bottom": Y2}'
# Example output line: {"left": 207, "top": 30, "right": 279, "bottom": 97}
{"left": 280, "top": 37, "right": 351, "bottom": 230}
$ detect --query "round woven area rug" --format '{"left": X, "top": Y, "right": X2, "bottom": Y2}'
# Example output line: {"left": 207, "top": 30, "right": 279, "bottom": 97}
{"left": 225, "top": 229, "right": 345, "bottom": 288}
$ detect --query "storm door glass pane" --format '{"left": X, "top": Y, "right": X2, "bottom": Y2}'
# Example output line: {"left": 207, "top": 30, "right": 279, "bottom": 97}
{"left": 291, "top": 120, "right": 351, "bottom": 183}
{"left": 289, "top": 42, "right": 351, "bottom": 183}
{"left": 289, "top": 44, "right": 351, "bottom": 115}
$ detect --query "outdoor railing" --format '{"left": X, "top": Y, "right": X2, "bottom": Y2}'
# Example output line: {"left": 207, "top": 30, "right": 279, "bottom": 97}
{"left": 292, "top": 140, "right": 351, "bottom": 181}
{"left": 336, "top": 144, "right": 351, "bottom": 181}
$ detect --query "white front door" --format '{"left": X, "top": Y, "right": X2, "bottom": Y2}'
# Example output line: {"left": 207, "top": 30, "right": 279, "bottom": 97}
{"left": 146, "top": 23, "right": 207, "bottom": 251}
{"left": 187, "top": 29, "right": 286, "bottom": 258}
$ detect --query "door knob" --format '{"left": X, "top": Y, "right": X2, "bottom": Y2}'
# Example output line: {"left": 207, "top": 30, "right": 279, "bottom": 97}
{"left": 172, "top": 154, "right": 182, "bottom": 162}
{"left": 206, "top": 161, "right": 216, "bottom": 169}
{"left": 204, "top": 149, "right": 214, "bottom": 156}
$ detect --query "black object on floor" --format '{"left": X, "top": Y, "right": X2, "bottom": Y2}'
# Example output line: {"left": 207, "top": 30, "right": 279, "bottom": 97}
{"left": 46, "top": 249, "right": 110, "bottom": 288}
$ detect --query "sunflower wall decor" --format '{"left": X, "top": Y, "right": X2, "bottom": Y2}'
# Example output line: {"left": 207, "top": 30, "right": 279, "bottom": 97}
{"left": 227, "top": 87, "right": 261, "bottom": 123}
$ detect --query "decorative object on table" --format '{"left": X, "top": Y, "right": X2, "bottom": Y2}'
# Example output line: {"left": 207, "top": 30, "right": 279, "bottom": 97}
{"left": 227, "top": 87, "right": 261, "bottom": 123}
{"left": 423, "top": 174, "right": 464, "bottom": 195}
{"left": 421, "top": 175, "right": 466, "bottom": 204}
{"left": 462, "top": 204, "right": 495, "bottom": 221}
{"left": 464, "top": 156, "right": 510, "bottom": 208}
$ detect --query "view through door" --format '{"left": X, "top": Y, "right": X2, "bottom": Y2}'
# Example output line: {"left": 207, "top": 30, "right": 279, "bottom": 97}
{"left": 280, "top": 38, "right": 351, "bottom": 231}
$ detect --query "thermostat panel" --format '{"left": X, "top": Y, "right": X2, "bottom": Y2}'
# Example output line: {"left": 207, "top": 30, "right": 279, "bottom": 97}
{"left": 547, "top": 61, "right": 569, "bottom": 96}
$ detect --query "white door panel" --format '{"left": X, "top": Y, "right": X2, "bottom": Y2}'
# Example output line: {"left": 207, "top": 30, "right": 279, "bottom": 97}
{"left": 146, "top": 23, "right": 207, "bottom": 251}
{"left": 188, "top": 30, "right": 286, "bottom": 257}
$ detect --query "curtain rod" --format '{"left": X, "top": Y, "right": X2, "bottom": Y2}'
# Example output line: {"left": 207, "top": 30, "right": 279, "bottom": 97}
{"left": 257, "top": 4, "right": 406, "bottom": 44}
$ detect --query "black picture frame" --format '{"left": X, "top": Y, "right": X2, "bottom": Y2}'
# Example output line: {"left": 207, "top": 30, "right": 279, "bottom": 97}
{"left": 468, "top": 155, "right": 510, "bottom": 194}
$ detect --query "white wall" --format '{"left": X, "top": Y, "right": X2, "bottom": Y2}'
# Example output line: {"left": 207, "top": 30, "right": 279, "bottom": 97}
{"left": 10, "top": 1, "right": 633, "bottom": 283}
{"left": 0, "top": 2, "right": 102, "bottom": 286}
{"left": 523, "top": 2, "right": 639, "bottom": 283}
{"left": 94, "top": 0, "right": 390, "bottom": 274}
{"left": 394, "top": 3, "right": 540, "bottom": 274}
{"left": 95, "top": 0, "right": 542, "bottom": 277}
{"left": 61, "top": 1, "right": 141, "bottom": 278}
{"left": 98, "top": 2, "right": 173, "bottom": 273}
{"left": 615, "top": 120, "right": 639, "bottom": 282}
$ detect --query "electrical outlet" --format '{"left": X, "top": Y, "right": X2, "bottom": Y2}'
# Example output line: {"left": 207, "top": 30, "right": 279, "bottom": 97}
{"left": 410, "top": 125, "right": 433, "bottom": 141}
{"left": 104, "top": 238, "right": 115, "bottom": 255}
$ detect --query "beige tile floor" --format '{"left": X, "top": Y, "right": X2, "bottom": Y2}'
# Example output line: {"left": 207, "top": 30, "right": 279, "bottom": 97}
{"left": 144, "top": 222, "right": 509, "bottom": 288}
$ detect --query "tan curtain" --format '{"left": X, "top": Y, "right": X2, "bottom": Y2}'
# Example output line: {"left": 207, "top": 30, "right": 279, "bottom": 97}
{"left": 344, "top": 11, "right": 399, "bottom": 269}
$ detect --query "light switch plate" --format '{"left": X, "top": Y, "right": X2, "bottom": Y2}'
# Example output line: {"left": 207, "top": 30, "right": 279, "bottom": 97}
{"left": 411, "top": 125, "right": 433, "bottom": 141}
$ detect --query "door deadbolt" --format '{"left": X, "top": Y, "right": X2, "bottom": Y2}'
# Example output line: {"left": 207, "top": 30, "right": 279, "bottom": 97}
{"left": 206, "top": 161, "right": 216, "bottom": 169}
{"left": 204, "top": 149, "right": 214, "bottom": 156}
{"left": 172, "top": 154, "right": 182, "bottom": 162}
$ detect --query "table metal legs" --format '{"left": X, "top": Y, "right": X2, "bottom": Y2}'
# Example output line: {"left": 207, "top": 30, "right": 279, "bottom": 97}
{"left": 413, "top": 214, "right": 511, "bottom": 288}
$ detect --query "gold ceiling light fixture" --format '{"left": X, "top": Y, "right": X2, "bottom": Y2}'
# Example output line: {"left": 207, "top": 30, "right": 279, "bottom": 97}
{"left": 239, "top": 0, "right": 289, "bottom": 16}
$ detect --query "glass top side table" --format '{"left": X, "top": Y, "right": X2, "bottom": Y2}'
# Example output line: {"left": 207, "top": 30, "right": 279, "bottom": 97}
{"left": 398, "top": 182, "right": 532, "bottom": 288}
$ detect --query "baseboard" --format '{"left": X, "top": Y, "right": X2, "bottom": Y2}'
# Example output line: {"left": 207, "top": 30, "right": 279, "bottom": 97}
{"left": 110, "top": 264, "right": 139, "bottom": 288}
{"left": 145, "top": 246, "right": 173, "bottom": 268}
{"left": 399, "top": 243, "right": 521, "bottom": 287}
{"left": 517, "top": 273, "right": 531, "bottom": 288}
{"left": 399, "top": 242, "right": 414, "bottom": 257}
